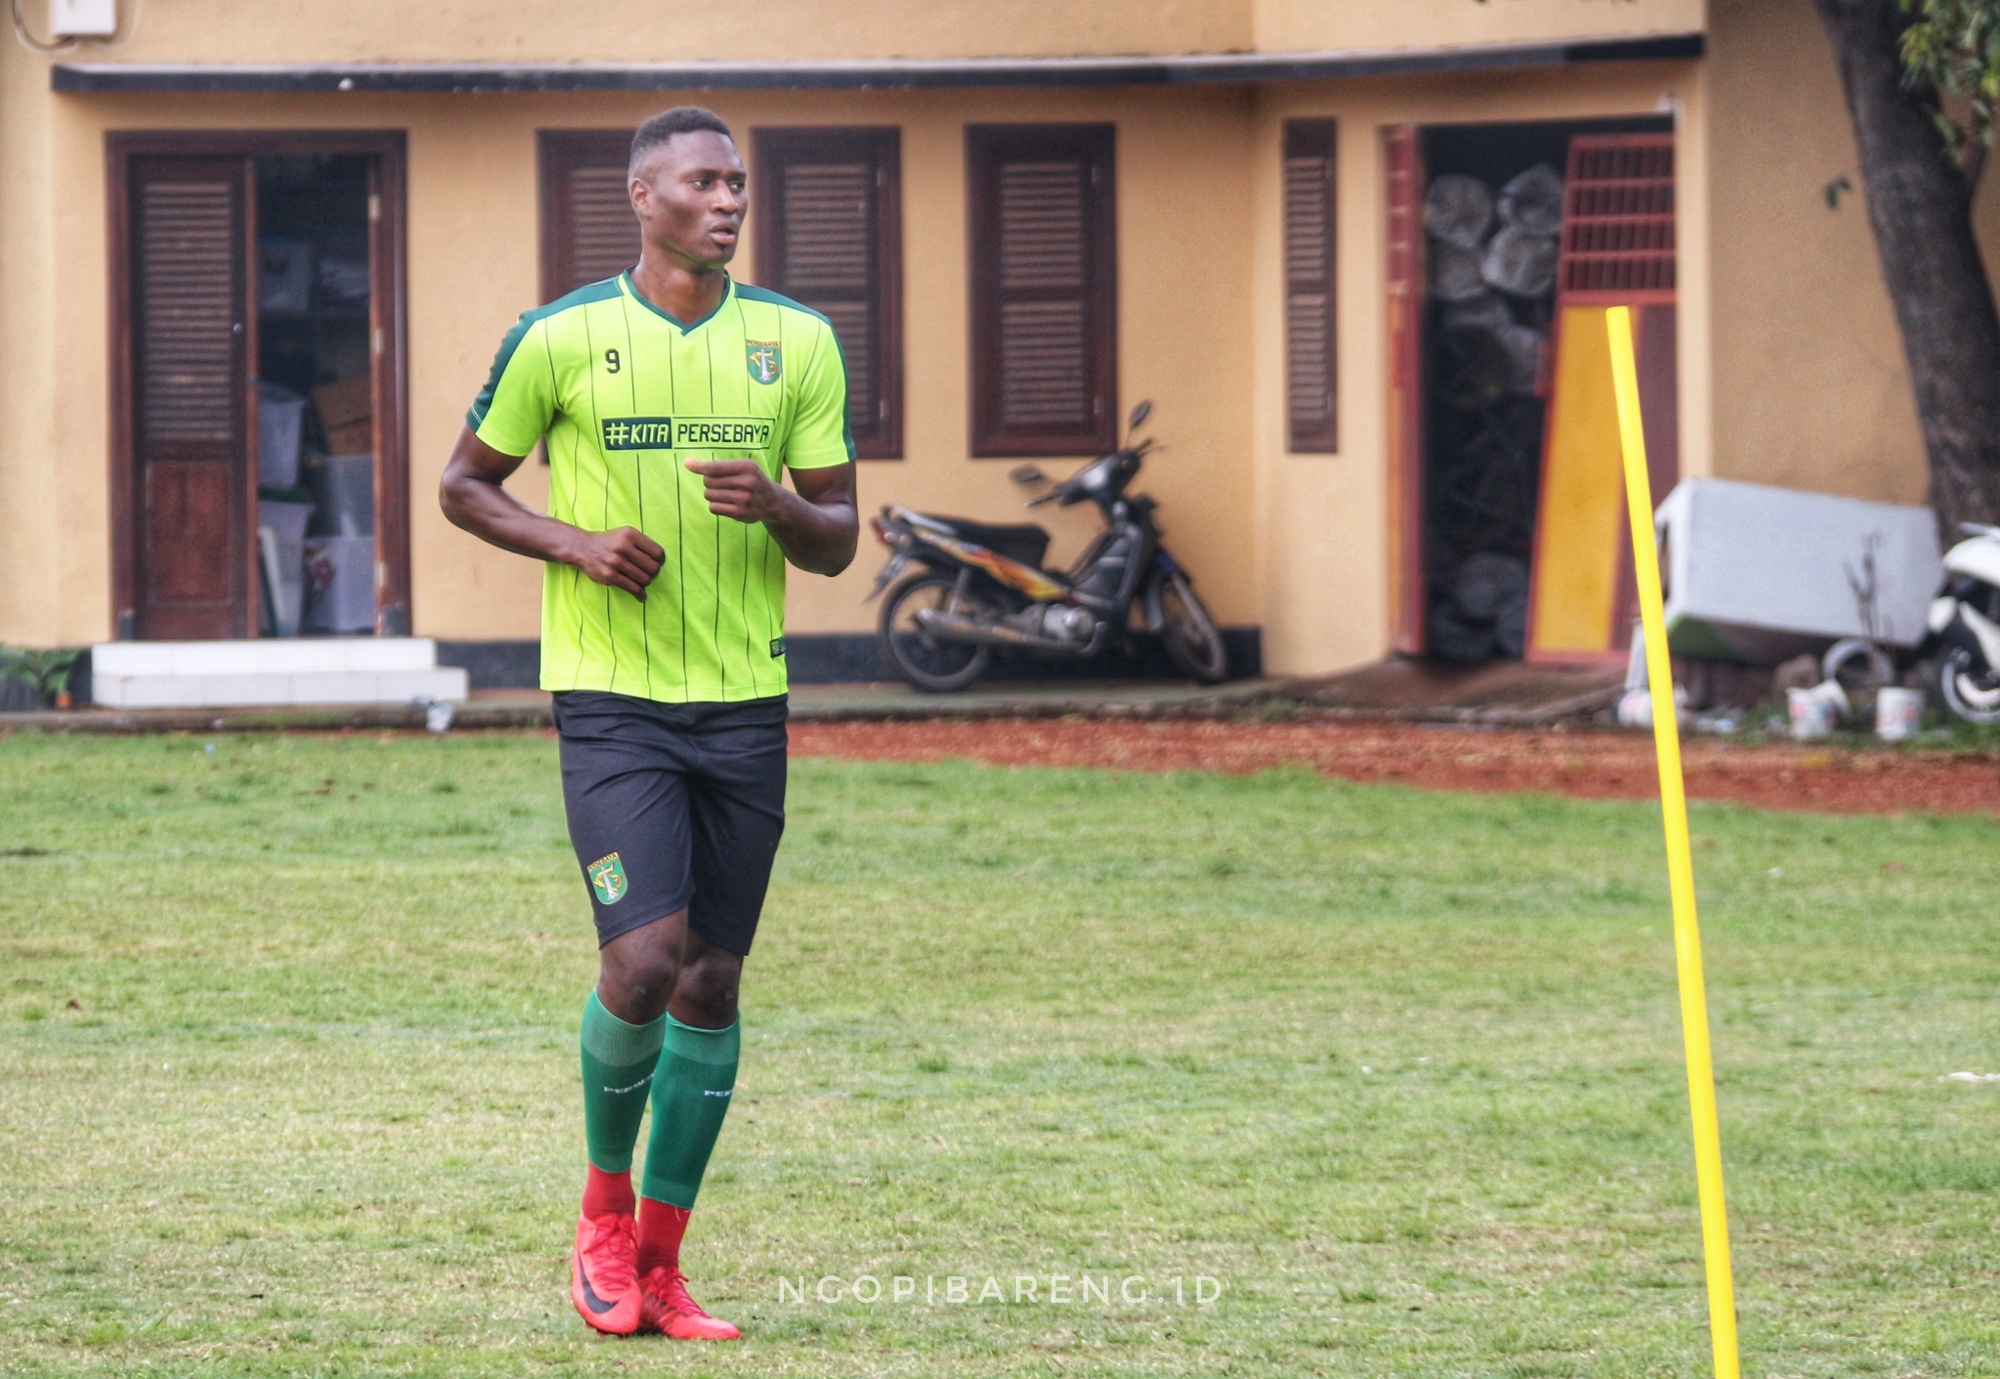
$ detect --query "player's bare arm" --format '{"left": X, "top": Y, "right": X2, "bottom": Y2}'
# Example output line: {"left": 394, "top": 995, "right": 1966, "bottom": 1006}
{"left": 439, "top": 427, "right": 666, "bottom": 600}
{"left": 685, "top": 458, "right": 858, "bottom": 576}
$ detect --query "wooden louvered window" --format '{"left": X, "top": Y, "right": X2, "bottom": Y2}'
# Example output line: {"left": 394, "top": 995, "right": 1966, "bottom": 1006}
{"left": 967, "top": 124, "right": 1117, "bottom": 458}
{"left": 1283, "top": 120, "right": 1338, "bottom": 453}
{"left": 753, "top": 128, "right": 902, "bottom": 459}
{"left": 538, "top": 131, "right": 642, "bottom": 301}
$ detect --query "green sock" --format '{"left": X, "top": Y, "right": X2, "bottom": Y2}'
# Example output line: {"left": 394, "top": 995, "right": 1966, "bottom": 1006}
{"left": 639, "top": 1013, "right": 741, "bottom": 1209}
{"left": 580, "top": 992, "right": 667, "bottom": 1174}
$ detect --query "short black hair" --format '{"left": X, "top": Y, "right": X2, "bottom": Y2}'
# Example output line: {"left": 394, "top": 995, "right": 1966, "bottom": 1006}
{"left": 629, "top": 106, "right": 734, "bottom": 173}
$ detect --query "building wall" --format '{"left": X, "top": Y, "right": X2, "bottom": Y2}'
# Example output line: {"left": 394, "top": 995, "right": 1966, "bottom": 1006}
{"left": 1703, "top": 0, "right": 2000, "bottom": 507}
{"left": 31, "top": 0, "right": 1709, "bottom": 67}
{"left": 41, "top": 0, "right": 1249, "bottom": 64}
{"left": 0, "top": 76, "right": 1259, "bottom": 647}
{"left": 34, "top": 1, "right": 1969, "bottom": 683}
{"left": 1254, "top": 0, "right": 1704, "bottom": 54}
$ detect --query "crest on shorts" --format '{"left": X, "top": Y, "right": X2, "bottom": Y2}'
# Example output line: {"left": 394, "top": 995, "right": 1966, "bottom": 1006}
{"left": 587, "top": 852, "right": 628, "bottom": 906}
{"left": 745, "top": 340, "right": 782, "bottom": 385}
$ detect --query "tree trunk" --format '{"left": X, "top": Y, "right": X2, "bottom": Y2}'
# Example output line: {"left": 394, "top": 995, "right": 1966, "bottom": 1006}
{"left": 1816, "top": 0, "right": 2000, "bottom": 536}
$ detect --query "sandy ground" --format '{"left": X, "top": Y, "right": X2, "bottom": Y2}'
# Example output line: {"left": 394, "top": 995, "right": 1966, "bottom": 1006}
{"left": 791, "top": 717, "right": 2000, "bottom": 816}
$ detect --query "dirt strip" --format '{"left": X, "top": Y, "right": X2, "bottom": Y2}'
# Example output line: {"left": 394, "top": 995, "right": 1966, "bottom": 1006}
{"left": 791, "top": 718, "right": 2000, "bottom": 816}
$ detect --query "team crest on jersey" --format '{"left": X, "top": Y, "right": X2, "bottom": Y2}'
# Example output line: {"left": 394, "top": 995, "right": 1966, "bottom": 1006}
{"left": 745, "top": 340, "right": 782, "bottom": 385}
{"left": 587, "top": 852, "right": 628, "bottom": 906}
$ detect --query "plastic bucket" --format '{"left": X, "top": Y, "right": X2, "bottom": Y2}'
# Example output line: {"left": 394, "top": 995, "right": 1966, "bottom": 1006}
{"left": 1876, "top": 686, "right": 1924, "bottom": 741}
{"left": 257, "top": 382, "right": 307, "bottom": 489}
{"left": 302, "top": 535, "right": 375, "bottom": 634}
{"left": 306, "top": 452, "right": 375, "bottom": 536}
{"left": 1787, "top": 681, "right": 1848, "bottom": 740}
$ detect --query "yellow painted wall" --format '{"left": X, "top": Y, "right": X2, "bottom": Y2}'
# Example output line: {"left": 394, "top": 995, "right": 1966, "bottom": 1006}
{"left": 1247, "top": 62, "right": 1699, "bottom": 677}
{"left": 1704, "top": 0, "right": 2000, "bottom": 505}
{"left": 0, "top": 69, "right": 1258, "bottom": 646}
{"left": 25, "top": 0, "right": 1712, "bottom": 68}
{"left": 0, "top": 38, "right": 65, "bottom": 648}
{"left": 40, "top": 0, "right": 1248, "bottom": 64}
{"left": 1254, "top": 0, "right": 1705, "bottom": 54}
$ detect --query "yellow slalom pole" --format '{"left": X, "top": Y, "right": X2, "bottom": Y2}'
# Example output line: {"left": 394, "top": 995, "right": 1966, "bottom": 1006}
{"left": 1604, "top": 305, "right": 1742, "bottom": 1379}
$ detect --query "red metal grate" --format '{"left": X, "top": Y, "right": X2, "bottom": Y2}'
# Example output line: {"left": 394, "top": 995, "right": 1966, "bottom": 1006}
{"left": 1557, "top": 135, "right": 1675, "bottom": 302}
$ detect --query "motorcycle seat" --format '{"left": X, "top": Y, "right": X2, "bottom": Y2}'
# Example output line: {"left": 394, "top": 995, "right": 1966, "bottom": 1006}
{"left": 927, "top": 516, "right": 1051, "bottom": 571}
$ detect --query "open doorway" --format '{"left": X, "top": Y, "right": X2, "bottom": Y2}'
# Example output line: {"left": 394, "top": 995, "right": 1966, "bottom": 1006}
{"left": 254, "top": 154, "right": 379, "bottom": 638}
{"left": 110, "top": 133, "right": 407, "bottom": 642}
{"left": 1385, "top": 116, "right": 1674, "bottom": 663}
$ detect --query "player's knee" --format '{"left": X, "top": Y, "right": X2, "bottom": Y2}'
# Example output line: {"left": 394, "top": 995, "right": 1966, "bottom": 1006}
{"left": 674, "top": 953, "right": 742, "bottom": 1027}
{"left": 599, "top": 948, "right": 680, "bottom": 1023}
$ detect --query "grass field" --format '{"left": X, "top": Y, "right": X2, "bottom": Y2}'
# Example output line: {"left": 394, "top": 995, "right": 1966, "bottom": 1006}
{"left": 3, "top": 729, "right": 1999, "bottom": 1377}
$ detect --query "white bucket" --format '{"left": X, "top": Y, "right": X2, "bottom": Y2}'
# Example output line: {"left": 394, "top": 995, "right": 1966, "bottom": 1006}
{"left": 305, "top": 452, "right": 375, "bottom": 537}
{"left": 257, "top": 382, "right": 307, "bottom": 489}
{"left": 302, "top": 535, "right": 376, "bottom": 634}
{"left": 1876, "top": 686, "right": 1925, "bottom": 741}
{"left": 1787, "top": 680, "right": 1848, "bottom": 740}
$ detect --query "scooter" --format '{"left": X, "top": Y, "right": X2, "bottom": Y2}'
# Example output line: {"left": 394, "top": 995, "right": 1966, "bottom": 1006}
{"left": 1923, "top": 522, "right": 2000, "bottom": 724}
{"left": 864, "top": 401, "right": 1228, "bottom": 692}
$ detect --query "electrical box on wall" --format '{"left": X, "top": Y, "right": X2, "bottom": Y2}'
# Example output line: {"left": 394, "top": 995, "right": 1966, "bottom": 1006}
{"left": 50, "top": 0, "right": 117, "bottom": 36}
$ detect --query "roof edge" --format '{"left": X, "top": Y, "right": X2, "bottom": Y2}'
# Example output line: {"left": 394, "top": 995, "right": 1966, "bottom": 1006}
{"left": 52, "top": 33, "right": 1703, "bottom": 94}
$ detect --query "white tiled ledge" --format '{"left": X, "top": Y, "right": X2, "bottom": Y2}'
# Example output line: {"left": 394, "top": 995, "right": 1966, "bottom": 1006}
{"left": 92, "top": 667, "right": 469, "bottom": 709}
{"left": 93, "top": 637, "right": 440, "bottom": 676}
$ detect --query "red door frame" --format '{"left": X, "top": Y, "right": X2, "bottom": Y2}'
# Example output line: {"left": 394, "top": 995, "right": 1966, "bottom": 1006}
{"left": 1383, "top": 125, "right": 1427, "bottom": 656}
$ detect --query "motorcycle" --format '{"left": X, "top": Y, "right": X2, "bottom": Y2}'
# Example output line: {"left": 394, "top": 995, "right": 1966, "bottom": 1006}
{"left": 864, "top": 401, "right": 1229, "bottom": 693}
{"left": 1923, "top": 521, "right": 2000, "bottom": 724}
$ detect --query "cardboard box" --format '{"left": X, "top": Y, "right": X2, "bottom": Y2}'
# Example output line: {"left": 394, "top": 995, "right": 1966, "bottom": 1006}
{"left": 312, "top": 375, "right": 372, "bottom": 455}
{"left": 314, "top": 374, "right": 371, "bottom": 426}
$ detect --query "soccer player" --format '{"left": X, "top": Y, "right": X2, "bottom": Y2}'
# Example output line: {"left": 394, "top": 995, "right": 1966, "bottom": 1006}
{"left": 439, "top": 106, "right": 858, "bottom": 1341}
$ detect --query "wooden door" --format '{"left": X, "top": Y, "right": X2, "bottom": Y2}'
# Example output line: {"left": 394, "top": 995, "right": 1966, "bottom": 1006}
{"left": 1525, "top": 134, "right": 1678, "bottom": 663}
{"left": 1383, "top": 125, "right": 1426, "bottom": 655}
{"left": 123, "top": 155, "right": 255, "bottom": 640}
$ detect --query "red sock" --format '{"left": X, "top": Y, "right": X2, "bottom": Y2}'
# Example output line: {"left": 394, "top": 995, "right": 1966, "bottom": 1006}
{"left": 636, "top": 1197, "right": 691, "bottom": 1274}
{"left": 582, "top": 1164, "right": 635, "bottom": 1219}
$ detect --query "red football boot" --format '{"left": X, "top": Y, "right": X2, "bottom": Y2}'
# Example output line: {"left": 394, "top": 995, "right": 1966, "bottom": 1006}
{"left": 638, "top": 1265, "right": 741, "bottom": 1340}
{"left": 570, "top": 1211, "right": 642, "bottom": 1336}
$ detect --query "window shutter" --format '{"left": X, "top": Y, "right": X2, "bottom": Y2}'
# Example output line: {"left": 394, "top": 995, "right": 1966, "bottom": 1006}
{"left": 1556, "top": 135, "right": 1675, "bottom": 302}
{"left": 538, "top": 131, "right": 639, "bottom": 301}
{"left": 968, "top": 124, "right": 1116, "bottom": 457}
{"left": 1283, "top": 120, "right": 1338, "bottom": 453}
{"left": 753, "top": 128, "right": 902, "bottom": 459}
{"left": 126, "top": 154, "right": 253, "bottom": 639}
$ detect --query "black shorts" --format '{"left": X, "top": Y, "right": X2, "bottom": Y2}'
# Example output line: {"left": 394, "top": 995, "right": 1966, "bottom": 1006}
{"left": 551, "top": 690, "right": 788, "bottom": 955}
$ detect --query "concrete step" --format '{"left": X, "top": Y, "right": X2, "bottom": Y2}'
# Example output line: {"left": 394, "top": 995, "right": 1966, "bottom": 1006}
{"left": 91, "top": 639, "right": 467, "bottom": 709}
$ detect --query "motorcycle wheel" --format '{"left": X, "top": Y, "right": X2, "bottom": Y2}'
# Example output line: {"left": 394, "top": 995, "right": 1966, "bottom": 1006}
{"left": 1152, "top": 568, "right": 1229, "bottom": 683}
{"left": 876, "top": 572, "right": 993, "bottom": 693}
{"left": 1932, "top": 644, "right": 2000, "bottom": 725}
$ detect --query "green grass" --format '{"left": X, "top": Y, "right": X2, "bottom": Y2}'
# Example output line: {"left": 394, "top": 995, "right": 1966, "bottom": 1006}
{"left": 2, "top": 729, "right": 1999, "bottom": 1377}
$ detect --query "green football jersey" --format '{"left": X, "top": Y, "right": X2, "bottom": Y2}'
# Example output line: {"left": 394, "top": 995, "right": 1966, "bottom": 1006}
{"left": 468, "top": 273, "right": 852, "bottom": 703}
